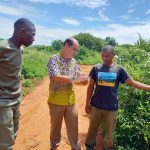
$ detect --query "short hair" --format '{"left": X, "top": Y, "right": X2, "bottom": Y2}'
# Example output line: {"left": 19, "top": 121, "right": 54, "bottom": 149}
{"left": 14, "top": 18, "right": 34, "bottom": 30}
{"left": 64, "top": 38, "right": 74, "bottom": 46}
{"left": 101, "top": 45, "right": 115, "bottom": 55}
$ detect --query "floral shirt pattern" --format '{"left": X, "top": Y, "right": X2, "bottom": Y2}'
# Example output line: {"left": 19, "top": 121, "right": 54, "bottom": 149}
{"left": 47, "top": 54, "right": 80, "bottom": 79}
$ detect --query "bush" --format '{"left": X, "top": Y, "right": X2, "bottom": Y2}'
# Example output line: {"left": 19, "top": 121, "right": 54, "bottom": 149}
{"left": 21, "top": 47, "right": 56, "bottom": 96}
{"left": 22, "top": 48, "right": 53, "bottom": 79}
{"left": 22, "top": 79, "right": 33, "bottom": 87}
{"left": 75, "top": 46, "right": 101, "bottom": 64}
{"left": 114, "top": 47, "right": 150, "bottom": 150}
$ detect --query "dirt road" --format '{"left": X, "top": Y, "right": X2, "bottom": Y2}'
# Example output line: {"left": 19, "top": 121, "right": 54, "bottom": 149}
{"left": 14, "top": 65, "right": 92, "bottom": 150}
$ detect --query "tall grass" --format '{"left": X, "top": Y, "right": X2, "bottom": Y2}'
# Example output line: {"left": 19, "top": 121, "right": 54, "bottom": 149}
{"left": 21, "top": 47, "right": 56, "bottom": 95}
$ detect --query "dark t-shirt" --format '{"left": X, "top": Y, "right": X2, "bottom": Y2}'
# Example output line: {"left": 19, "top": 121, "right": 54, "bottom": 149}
{"left": 89, "top": 64, "right": 130, "bottom": 111}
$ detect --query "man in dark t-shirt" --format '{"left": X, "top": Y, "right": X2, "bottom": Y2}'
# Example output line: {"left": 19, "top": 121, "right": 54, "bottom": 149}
{"left": 85, "top": 45, "right": 150, "bottom": 150}
{"left": 89, "top": 64, "right": 130, "bottom": 111}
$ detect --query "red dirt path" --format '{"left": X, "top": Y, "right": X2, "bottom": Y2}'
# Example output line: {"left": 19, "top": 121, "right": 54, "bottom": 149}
{"left": 14, "top": 65, "right": 92, "bottom": 150}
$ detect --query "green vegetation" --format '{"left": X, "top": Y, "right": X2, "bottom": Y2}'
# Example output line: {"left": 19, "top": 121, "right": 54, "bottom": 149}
{"left": 74, "top": 33, "right": 117, "bottom": 51}
{"left": 114, "top": 47, "right": 150, "bottom": 150}
{"left": 1, "top": 33, "right": 149, "bottom": 149}
{"left": 51, "top": 40, "right": 63, "bottom": 51}
{"left": 75, "top": 46, "right": 101, "bottom": 64}
{"left": 137, "top": 33, "right": 150, "bottom": 52}
{"left": 21, "top": 46, "right": 57, "bottom": 95}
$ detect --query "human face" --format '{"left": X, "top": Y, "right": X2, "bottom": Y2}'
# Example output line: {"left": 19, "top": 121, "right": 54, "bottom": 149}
{"left": 65, "top": 41, "right": 79, "bottom": 59}
{"left": 22, "top": 25, "right": 36, "bottom": 47}
{"left": 101, "top": 50, "right": 114, "bottom": 66}
{"left": 70, "top": 43, "right": 79, "bottom": 57}
{"left": 70, "top": 45, "right": 79, "bottom": 54}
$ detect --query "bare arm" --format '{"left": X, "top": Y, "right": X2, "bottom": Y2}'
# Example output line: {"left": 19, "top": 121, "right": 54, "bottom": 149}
{"left": 51, "top": 75, "right": 71, "bottom": 84}
{"left": 85, "top": 78, "right": 95, "bottom": 114}
{"left": 51, "top": 73, "right": 88, "bottom": 85}
{"left": 125, "top": 78, "right": 150, "bottom": 91}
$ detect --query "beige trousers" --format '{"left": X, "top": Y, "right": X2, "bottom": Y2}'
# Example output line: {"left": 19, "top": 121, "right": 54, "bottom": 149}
{"left": 48, "top": 103, "right": 81, "bottom": 150}
{"left": 85, "top": 106, "right": 117, "bottom": 150}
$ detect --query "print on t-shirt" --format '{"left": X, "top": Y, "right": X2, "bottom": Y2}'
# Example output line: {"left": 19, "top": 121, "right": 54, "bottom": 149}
{"left": 98, "top": 72, "right": 117, "bottom": 87}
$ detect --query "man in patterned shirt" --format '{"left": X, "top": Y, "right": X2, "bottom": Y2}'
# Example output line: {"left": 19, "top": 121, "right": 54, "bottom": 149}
{"left": 47, "top": 37, "right": 88, "bottom": 150}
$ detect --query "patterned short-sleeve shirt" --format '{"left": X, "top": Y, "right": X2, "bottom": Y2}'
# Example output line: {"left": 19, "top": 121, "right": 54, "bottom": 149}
{"left": 47, "top": 53, "right": 80, "bottom": 79}
{"left": 47, "top": 53, "right": 80, "bottom": 105}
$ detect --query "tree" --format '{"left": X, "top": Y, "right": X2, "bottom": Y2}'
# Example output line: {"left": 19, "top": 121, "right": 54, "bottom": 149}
{"left": 51, "top": 40, "right": 63, "bottom": 51}
{"left": 105, "top": 36, "right": 117, "bottom": 47}
{"left": 74, "top": 33, "right": 106, "bottom": 51}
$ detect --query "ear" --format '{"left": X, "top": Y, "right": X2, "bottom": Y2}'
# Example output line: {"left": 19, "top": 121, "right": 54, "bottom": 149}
{"left": 113, "top": 52, "right": 116, "bottom": 57}
{"left": 65, "top": 42, "right": 69, "bottom": 47}
{"left": 20, "top": 28, "right": 26, "bottom": 36}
